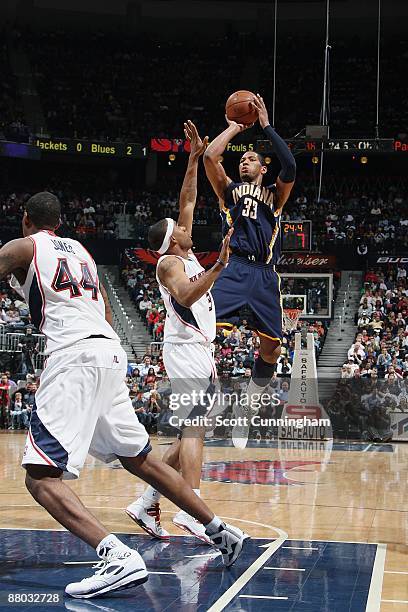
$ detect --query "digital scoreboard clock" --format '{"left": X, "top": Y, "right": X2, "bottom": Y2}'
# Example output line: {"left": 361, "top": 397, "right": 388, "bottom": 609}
{"left": 281, "top": 220, "right": 312, "bottom": 251}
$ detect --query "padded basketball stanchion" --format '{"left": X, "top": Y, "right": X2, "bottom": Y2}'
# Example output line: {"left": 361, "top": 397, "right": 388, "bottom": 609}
{"left": 279, "top": 332, "right": 333, "bottom": 441}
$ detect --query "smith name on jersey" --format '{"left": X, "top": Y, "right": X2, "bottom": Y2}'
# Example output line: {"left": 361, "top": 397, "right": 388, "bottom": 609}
{"left": 221, "top": 181, "right": 281, "bottom": 265}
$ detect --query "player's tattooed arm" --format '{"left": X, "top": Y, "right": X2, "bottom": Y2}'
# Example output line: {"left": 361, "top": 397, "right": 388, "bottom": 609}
{"left": 178, "top": 121, "right": 208, "bottom": 235}
{"left": 158, "top": 229, "right": 233, "bottom": 308}
{"left": 99, "top": 283, "right": 113, "bottom": 327}
{"left": 0, "top": 238, "right": 33, "bottom": 283}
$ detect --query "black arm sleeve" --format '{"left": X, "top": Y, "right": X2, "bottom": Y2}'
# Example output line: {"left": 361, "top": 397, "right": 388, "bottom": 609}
{"left": 263, "top": 124, "right": 296, "bottom": 183}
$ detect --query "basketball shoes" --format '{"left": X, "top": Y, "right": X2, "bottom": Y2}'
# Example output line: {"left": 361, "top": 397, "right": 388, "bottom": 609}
{"left": 205, "top": 522, "right": 248, "bottom": 567}
{"left": 172, "top": 510, "right": 212, "bottom": 545}
{"left": 65, "top": 544, "right": 148, "bottom": 599}
{"left": 125, "top": 498, "right": 169, "bottom": 540}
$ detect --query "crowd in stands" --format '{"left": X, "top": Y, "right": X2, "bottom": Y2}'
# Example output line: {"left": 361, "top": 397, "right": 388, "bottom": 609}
{"left": 342, "top": 267, "right": 408, "bottom": 382}
{"left": 23, "top": 31, "right": 240, "bottom": 143}
{"left": 330, "top": 267, "right": 408, "bottom": 441}
{"left": 286, "top": 176, "right": 408, "bottom": 252}
{"left": 0, "top": 371, "right": 38, "bottom": 430}
{"left": 0, "top": 32, "right": 28, "bottom": 142}
{"left": 0, "top": 276, "right": 45, "bottom": 429}
{"left": 7, "top": 29, "right": 406, "bottom": 143}
{"left": 1, "top": 171, "right": 406, "bottom": 253}
{"left": 0, "top": 189, "right": 120, "bottom": 240}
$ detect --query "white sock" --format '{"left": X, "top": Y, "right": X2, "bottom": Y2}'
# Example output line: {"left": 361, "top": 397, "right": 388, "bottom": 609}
{"left": 142, "top": 485, "right": 161, "bottom": 506}
{"left": 246, "top": 378, "right": 268, "bottom": 413}
{"left": 96, "top": 534, "right": 124, "bottom": 557}
{"left": 204, "top": 515, "right": 223, "bottom": 535}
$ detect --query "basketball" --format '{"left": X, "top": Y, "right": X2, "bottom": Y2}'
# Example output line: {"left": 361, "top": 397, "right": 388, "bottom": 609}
{"left": 225, "top": 90, "right": 258, "bottom": 125}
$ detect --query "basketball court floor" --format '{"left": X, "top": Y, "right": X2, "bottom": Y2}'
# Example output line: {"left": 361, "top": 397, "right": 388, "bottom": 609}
{"left": 0, "top": 432, "right": 407, "bottom": 611}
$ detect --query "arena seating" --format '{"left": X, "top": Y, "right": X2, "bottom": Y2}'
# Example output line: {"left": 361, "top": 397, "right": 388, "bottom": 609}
{"left": 1, "top": 175, "right": 407, "bottom": 249}
{"left": 11, "top": 31, "right": 408, "bottom": 142}
{"left": 0, "top": 32, "right": 27, "bottom": 141}
{"left": 343, "top": 267, "right": 408, "bottom": 380}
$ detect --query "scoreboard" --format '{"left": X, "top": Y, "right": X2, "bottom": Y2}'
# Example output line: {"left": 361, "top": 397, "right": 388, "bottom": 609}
{"left": 34, "top": 138, "right": 146, "bottom": 158}
{"left": 0, "top": 139, "right": 146, "bottom": 160}
{"left": 257, "top": 138, "right": 395, "bottom": 154}
{"left": 281, "top": 220, "right": 312, "bottom": 252}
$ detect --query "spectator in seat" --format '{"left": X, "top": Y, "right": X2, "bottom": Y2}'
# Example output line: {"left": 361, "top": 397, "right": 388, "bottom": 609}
{"left": 279, "top": 380, "right": 290, "bottom": 403}
{"left": 4, "top": 371, "right": 17, "bottom": 394}
{"left": 144, "top": 367, "right": 157, "bottom": 387}
{"left": 348, "top": 342, "right": 366, "bottom": 362}
{"left": 138, "top": 355, "right": 157, "bottom": 377}
{"left": 131, "top": 367, "right": 142, "bottom": 388}
{"left": 385, "top": 365, "right": 403, "bottom": 380}
{"left": 277, "top": 357, "right": 292, "bottom": 378}
{"left": 229, "top": 325, "right": 242, "bottom": 348}
{"left": 232, "top": 361, "right": 245, "bottom": 377}
{"left": 0, "top": 374, "right": 13, "bottom": 428}
{"left": 147, "top": 308, "right": 159, "bottom": 335}
{"left": 9, "top": 391, "right": 30, "bottom": 429}
{"left": 23, "top": 381, "right": 37, "bottom": 408}
{"left": 138, "top": 293, "right": 152, "bottom": 313}
{"left": 376, "top": 348, "right": 392, "bottom": 375}
{"left": 3, "top": 306, "right": 24, "bottom": 328}
{"left": 343, "top": 357, "right": 360, "bottom": 376}
{"left": 369, "top": 313, "right": 384, "bottom": 332}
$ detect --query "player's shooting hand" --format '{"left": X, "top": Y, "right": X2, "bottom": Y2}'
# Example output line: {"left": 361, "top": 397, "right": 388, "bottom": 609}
{"left": 225, "top": 115, "right": 254, "bottom": 133}
{"left": 218, "top": 227, "right": 234, "bottom": 267}
{"left": 252, "top": 94, "right": 270, "bottom": 129}
{"left": 184, "top": 120, "right": 209, "bottom": 158}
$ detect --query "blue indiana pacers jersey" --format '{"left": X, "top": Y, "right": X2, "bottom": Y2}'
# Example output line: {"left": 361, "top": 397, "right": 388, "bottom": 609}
{"left": 221, "top": 181, "right": 281, "bottom": 264}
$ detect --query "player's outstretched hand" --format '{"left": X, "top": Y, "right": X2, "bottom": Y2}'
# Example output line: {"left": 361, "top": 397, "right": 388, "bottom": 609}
{"left": 225, "top": 115, "right": 255, "bottom": 133}
{"left": 218, "top": 228, "right": 234, "bottom": 267}
{"left": 184, "top": 120, "right": 209, "bottom": 158}
{"left": 252, "top": 94, "right": 270, "bottom": 129}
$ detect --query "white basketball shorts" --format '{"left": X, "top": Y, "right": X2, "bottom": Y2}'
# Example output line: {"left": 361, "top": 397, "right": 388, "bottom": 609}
{"left": 22, "top": 338, "right": 150, "bottom": 479}
{"left": 163, "top": 342, "right": 223, "bottom": 429}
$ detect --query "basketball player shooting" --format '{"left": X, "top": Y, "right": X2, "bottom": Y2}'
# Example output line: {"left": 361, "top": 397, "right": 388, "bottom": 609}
{"left": 0, "top": 192, "right": 245, "bottom": 599}
{"left": 204, "top": 94, "right": 296, "bottom": 448}
{"left": 127, "top": 121, "right": 234, "bottom": 544}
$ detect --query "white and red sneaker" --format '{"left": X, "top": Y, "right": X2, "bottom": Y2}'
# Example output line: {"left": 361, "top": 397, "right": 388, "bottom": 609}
{"left": 125, "top": 498, "right": 169, "bottom": 540}
{"left": 172, "top": 511, "right": 212, "bottom": 546}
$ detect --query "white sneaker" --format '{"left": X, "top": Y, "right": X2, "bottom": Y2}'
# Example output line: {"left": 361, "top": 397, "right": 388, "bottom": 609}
{"left": 231, "top": 401, "right": 251, "bottom": 449}
{"left": 172, "top": 510, "right": 212, "bottom": 545}
{"left": 205, "top": 522, "right": 248, "bottom": 567}
{"left": 65, "top": 546, "right": 148, "bottom": 599}
{"left": 125, "top": 498, "right": 169, "bottom": 540}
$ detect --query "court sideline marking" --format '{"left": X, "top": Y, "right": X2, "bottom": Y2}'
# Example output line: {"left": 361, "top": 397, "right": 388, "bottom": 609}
{"left": 206, "top": 525, "right": 288, "bottom": 612}
{"left": 366, "top": 543, "right": 387, "bottom": 612}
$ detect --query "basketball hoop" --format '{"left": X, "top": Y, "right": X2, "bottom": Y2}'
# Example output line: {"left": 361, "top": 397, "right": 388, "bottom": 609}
{"left": 282, "top": 308, "right": 302, "bottom": 333}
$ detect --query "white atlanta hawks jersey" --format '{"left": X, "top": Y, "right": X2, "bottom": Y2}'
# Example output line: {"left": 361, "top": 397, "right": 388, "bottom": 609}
{"left": 157, "top": 252, "right": 215, "bottom": 344}
{"left": 17, "top": 230, "right": 118, "bottom": 354}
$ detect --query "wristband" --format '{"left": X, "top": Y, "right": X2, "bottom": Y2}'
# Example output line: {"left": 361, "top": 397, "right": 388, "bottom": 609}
{"left": 216, "top": 258, "right": 226, "bottom": 267}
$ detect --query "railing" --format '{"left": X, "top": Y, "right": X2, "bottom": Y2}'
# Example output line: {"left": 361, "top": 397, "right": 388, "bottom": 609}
{"left": 102, "top": 273, "right": 136, "bottom": 345}
{"left": 0, "top": 330, "right": 46, "bottom": 353}
{"left": 0, "top": 329, "right": 47, "bottom": 372}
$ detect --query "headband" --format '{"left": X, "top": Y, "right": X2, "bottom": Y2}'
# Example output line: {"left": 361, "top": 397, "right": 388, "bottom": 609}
{"left": 157, "top": 218, "right": 175, "bottom": 255}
